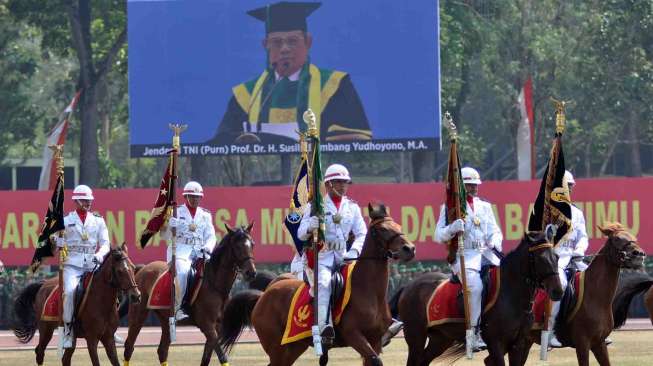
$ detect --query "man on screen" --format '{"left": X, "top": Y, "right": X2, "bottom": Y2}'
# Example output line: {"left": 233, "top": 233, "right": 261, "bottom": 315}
{"left": 209, "top": 1, "right": 372, "bottom": 145}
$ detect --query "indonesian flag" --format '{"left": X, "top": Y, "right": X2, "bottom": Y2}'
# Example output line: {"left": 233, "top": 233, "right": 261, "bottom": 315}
{"left": 38, "top": 91, "right": 81, "bottom": 190}
{"left": 516, "top": 78, "right": 535, "bottom": 180}
{"left": 139, "top": 148, "right": 178, "bottom": 248}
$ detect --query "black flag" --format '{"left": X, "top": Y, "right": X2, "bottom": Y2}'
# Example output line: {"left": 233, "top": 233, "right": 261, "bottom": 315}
{"left": 30, "top": 173, "right": 65, "bottom": 272}
{"left": 527, "top": 134, "right": 572, "bottom": 244}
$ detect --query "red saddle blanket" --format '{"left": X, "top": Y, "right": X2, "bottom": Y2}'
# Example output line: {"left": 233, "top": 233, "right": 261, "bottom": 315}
{"left": 41, "top": 272, "right": 94, "bottom": 321}
{"left": 532, "top": 271, "right": 585, "bottom": 329}
{"left": 147, "top": 261, "right": 205, "bottom": 310}
{"left": 426, "top": 267, "right": 500, "bottom": 327}
{"left": 281, "top": 262, "right": 356, "bottom": 345}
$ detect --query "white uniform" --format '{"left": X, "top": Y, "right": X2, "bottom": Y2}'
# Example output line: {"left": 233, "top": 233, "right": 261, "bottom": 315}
{"left": 549, "top": 204, "right": 588, "bottom": 329}
{"left": 61, "top": 211, "right": 110, "bottom": 325}
{"left": 435, "top": 197, "right": 503, "bottom": 327}
{"left": 161, "top": 204, "right": 216, "bottom": 305}
{"left": 297, "top": 196, "right": 366, "bottom": 326}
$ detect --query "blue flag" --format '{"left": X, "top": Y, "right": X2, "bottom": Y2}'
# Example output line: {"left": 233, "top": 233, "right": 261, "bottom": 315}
{"left": 284, "top": 155, "right": 310, "bottom": 254}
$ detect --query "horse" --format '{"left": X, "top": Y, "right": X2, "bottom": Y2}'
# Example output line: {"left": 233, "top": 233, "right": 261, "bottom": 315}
{"left": 518, "top": 222, "right": 645, "bottom": 366}
{"left": 396, "top": 230, "right": 563, "bottom": 366}
{"left": 612, "top": 270, "right": 653, "bottom": 329}
{"left": 123, "top": 223, "right": 256, "bottom": 366}
{"left": 12, "top": 244, "right": 141, "bottom": 366}
{"left": 218, "top": 204, "right": 415, "bottom": 366}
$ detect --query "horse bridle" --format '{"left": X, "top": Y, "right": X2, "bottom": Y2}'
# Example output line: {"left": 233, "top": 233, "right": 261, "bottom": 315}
{"left": 525, "top": 242, "right": 559, "bottom": 289}
{"left": 349, "top": 217, "right": 404, "bottom": 261}
{"left": 107, "top": 251, "right": 138, "bottom": 292}
{"left": 227, "top": 229, "right": 256, "bottom": 272}
{"left": 597, "top": 234, "right": 641, "bottom": 267}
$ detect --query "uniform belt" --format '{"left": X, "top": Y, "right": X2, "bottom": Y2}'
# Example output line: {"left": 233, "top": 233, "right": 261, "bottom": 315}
{"left": 67, "top": 246, "right": 95, "bottom": 254}
{"left": 178, "top": 237, "right": 201, "bottom": 246}
{"left": 465, "top": 241, "right": 486, "bottom": 250}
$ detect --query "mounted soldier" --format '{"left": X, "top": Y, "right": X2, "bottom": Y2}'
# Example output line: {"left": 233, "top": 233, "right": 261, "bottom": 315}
{"left": 51, "top": 184, "right": 111, "bottom": 348}
{"left": 297, "top": 163, "right": 366, "bottom": 338}
{"left": 435, "top": 166, "right": 503, "bottom": 351}
{"left": 162, "top": 180, "right": 217, "bottom": 320}
{"left": 548, "top": 170, "right": 590, "bottom": 347}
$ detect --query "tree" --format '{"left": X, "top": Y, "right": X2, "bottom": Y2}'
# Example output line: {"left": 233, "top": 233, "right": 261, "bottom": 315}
{"left": 9, "top": 0, "right": 127, "bottom": 186}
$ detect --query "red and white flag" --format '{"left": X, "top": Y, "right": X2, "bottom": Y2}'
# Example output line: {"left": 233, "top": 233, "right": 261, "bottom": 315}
{"left": 516, "top": 77, "right": 534, "bottom": 180}
{"left": 38, "top": 91, "right": 81, "bottom": 190}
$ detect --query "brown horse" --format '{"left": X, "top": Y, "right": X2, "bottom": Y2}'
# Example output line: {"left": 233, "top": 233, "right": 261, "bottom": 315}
{"left": 12, "top": 244, "right": 141, "bottom": 366}
{"left": 397, "top": 231, "right": 563, "bottom": 366}
{"left": 219, "top": 204, "right": 415, "bottom": 366}
{"left": 123, "top": 223, "right": 256, "bottom": 366}
{"left": 519, "top": 222, "right": 645, "bottom": 366}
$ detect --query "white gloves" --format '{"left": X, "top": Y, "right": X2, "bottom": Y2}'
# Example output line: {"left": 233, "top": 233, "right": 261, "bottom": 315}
{"left": 344, "top": 249, "right": 359, "bottom": 260}
{"left": 93, "top": 253, "right": 104, "bottom": 265}
{"left": 307, "top": 216, "right": 320, "bottom": 231}
{"left": 447, "top": 219, "right": 465, "bottom": 236}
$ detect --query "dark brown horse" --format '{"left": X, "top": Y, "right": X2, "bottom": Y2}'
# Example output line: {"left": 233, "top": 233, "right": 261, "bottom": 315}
{"left": 13, "top": 244, "right": 141, "bottom": 366}
{"left": 397, "top": 231, "right": 563, "bottom": 366}
{"left": 519, "top": 222, "right": 645, "bottom": 366}
{"left": 219, "top": 204, "right": 415, "bottom": 366}
{"left": 123, "top": 223, "right": 256, "bottom": 366}
{"left": 613, "top": 270, "right": 653, "bottom": 330}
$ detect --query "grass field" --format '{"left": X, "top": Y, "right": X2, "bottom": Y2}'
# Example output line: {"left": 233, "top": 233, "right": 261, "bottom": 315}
{"left": 1, "top": 331, "right": 651, "bottom": 365}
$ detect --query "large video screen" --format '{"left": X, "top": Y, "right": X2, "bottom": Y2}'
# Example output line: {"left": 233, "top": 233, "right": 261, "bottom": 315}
{"left": 128, "top": 0, "right": 441, "bottom": 157}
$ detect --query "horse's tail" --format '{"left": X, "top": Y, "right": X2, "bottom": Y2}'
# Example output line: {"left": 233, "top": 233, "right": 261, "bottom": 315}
{"left": 388, "top": 284, "right": 406, "bottom": 319}
{"left": 12, "top": 281, "right": 44, "bottom": 343}
{"left": 219, "top": 289, "right": 262, "bottom": 353}
{"left": 613, "top": 271, "right": 653, "bottom": 328}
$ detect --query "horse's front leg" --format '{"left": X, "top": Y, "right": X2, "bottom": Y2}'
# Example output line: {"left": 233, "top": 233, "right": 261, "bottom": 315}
{"left": 62, "top": 337, "right": 77, "bottom": 366}
{"left": 341, "top": 330, "right": 382, "bottom": 366}
{"left": 591, "top": 342, "right": 611, "bottom": 366}
{"left": 484, "top": 341, "right": 505, "bottom": 366}
{"left": 200, "top": 323, "right": 219, "bottom": 366}
{"left": 212, "top": 332, "right": 230, "bottom": 366}
{"left": 575, "top": 343, "right": 591, "bottom": 366}
{"left": 86, "top": 337, "right": 101, "bottom": 366}
{"left": 101, "top": 331, "right": 121, "bottom": 366}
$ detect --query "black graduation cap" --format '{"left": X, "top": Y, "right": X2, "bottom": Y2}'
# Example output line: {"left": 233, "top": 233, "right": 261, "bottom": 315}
{"left": 247, "top": 1, "right": 321, "bottom": 34}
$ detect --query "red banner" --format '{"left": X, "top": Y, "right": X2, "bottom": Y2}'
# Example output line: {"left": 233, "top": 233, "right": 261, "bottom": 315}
{"left": 0, "top": 178, "right": 647, "bottom": 266}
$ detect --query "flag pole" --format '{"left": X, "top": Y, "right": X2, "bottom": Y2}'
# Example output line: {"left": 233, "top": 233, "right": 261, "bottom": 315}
{"left": 444, "top": 113, "right": 473, "bottom": 359}
{"left": 168, "top": 123, "right": 186, "bottom": 343}
{"left": 304, "top": 109, "right": 324, "bottom": 357}
{"left": 48, "top": 145, "right": 67, "bottom": 358}
{"left": 540, "top": 98, "right": 567, "bottom": 360}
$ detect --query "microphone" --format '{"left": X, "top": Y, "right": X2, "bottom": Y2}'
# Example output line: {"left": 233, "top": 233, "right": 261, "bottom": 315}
{"left": 236, "top": 62, "right": 283, "bottom": 143}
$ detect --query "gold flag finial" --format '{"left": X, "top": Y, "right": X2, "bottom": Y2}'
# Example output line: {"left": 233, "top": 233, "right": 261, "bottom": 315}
{"left": 303, "top": 109, "right": 318, "bottom": 138}
{"left": 48, "top": 145, "right": 65, "bottom": 176}
{"left": 550, "top": 98, "right": 572, "bottom": 135}
{"left": 168, "top": 123, "right": 188, "bottom": 150}
{"left": 444, "top": 111, "right": 457, "bottom": 141}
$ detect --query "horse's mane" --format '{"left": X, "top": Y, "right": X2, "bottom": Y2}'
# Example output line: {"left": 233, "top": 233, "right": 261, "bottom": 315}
{"left": 501, "top": 232, "right": 536, "bottom": 267}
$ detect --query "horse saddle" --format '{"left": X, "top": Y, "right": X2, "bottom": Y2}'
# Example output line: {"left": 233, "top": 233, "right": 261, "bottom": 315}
{"left": 72, "top": 271, "right": 95, "bottom": 321}
{"left": 330, "top": 263, "right": 346, "bottom": 309}
{"left": 181, "top": 258, "right": 205, "bottom": 313}
{"left": 452, "top": 265, "right": 495, "bottom": 313}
